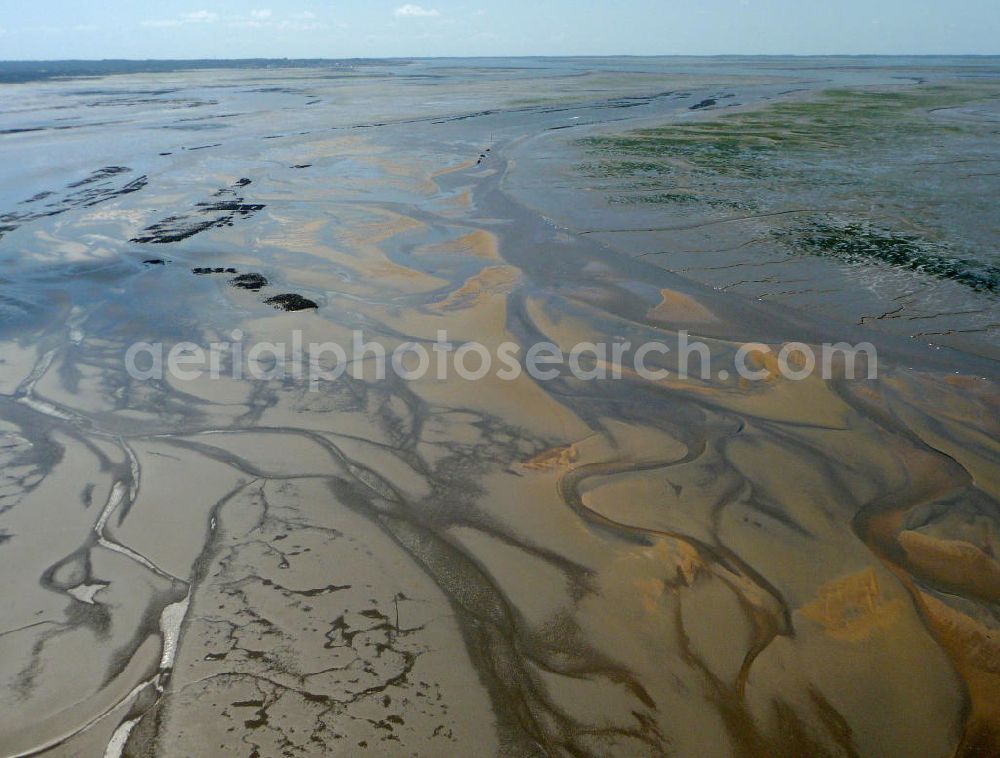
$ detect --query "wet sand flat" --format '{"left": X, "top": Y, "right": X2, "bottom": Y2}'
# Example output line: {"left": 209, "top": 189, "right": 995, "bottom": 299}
{"left": 0, "top": 57, "right": 999, "bottom": 757}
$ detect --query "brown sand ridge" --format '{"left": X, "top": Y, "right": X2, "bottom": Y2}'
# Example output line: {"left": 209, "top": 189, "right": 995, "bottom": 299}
{"left": 646, "top": 287, "right": 719, "bottom": 324}
{"left": 431, "top": 265, "right": 521, "bottom": 310}
{"left": 414, "top": 229, "right": 500, "bottom": 259}
{"left": 899, "top": 530, "right": 1000, "bottom": 602}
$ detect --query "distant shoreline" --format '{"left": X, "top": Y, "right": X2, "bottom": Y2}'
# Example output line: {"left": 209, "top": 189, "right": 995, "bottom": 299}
{"left": 2, "top": 54, "right": 1000, "bottom": 84}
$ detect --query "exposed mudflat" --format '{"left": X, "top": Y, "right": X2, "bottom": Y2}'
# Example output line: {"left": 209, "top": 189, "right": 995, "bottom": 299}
{"left": 0, "top": 57, "right": 998, "bottom": 757}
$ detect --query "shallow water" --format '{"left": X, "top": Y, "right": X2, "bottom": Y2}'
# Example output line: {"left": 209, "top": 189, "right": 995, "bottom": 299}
{"left": 0, "top": 57, "right": 998, "bottom": 757}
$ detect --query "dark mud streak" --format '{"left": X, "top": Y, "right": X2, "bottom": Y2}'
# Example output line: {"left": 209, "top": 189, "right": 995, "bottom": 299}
{"left": 0, "top": 167, "right": 148, "bottom": 241}
{"left": 130, "top": 179, "right": 264, "bottom": 244}
{"left": 229, "top": 273, "right": 269, "bottom": 291}
{"left": 264, "top": 294, "right": 318, "bottom": 311}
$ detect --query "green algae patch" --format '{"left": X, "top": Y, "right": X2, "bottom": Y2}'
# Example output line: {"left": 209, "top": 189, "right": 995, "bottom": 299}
{"left": 577, "top": 85, "right": 998, "bottom": 184}
{"left": 573, "top": 84, "right": 1000, "bottom": 295}
{"left": 607, "top": 191, "right": 753, "bottom": 210}
{"left": 780, "top": 221, "right": 1000, "bottom": 294}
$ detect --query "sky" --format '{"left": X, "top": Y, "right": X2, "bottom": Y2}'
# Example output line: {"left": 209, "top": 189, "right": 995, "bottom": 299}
{"left": 0, "top": 1, "right": 997, "bottom": 60}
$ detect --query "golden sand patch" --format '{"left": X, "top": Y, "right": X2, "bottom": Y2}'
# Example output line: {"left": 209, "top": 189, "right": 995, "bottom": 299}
{"left": 646, "top": 288, "right": 718, "bottom": 324}
{"left": 368, "top": 260, "right": 435, "bottom": 280}
{"left": 432, "top": 157, "right": 479, "bottom": 178}
{"left": 369, "top": 156, "right": 438, "bottom": 195}
{"left": 520, "top": 443, "right": 579, "bottom": 471}
{"left": 800, "top": 568, "right": 904, "bottom": 641}
{"left": 415, "top": 229, "right": 499, "bottom": 260}
{"left": 634, "top": 577, "right": 668, "bottom": 613}
{"left": 449, "top": 188, "right": 473, "bottom": 209}
{"left": 919, "top": 592, "right": 1000, "bottom": 751}
{"left": 900, "top": 530, "right": 1000, "bottom": 602}
{"left": 432, "top": 266, "right": 521, "bottom": 311}
{"left": 921, "top": 593, "right": 1000, "bottom": 675}
{"left": 335, "top": 209, "right": 425, "bottom": 251}
{"left": 737, "top": 346, "right": 783, "bottom": 386}
{"left": 257, "top": 217, "right": 327, "bottom": 252}
{"left": 649, "top": 538, "right": 705, "bottom": 587}
{"left": 432, "top": 187, "right": 475, "bottom": 218}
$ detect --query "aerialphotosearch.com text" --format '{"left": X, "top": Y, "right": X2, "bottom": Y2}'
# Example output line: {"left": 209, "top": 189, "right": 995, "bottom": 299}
{"left": 125, "top": 329, "right": 878, "bottom": 389}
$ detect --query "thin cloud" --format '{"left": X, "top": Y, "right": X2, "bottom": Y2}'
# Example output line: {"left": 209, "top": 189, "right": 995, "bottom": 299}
{"left": 394, "top": 4, "right": 441, "bottom": 18}
{"left": 143, "top": 10, "right": 217, "bottom": 28}
{"left": 278, "top": 20, "right": 324, "bottom": 30}
{"left": 181, "top": 10, "right": 218, "bottom": 23}
{"left": 280, "top": 11, "right": 323, "bottom": 29}
{"left": 228, "top": 10, "right": 325, "bottom": 31}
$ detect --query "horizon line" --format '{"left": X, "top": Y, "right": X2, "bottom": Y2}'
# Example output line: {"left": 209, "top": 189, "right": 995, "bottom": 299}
{"left": 3, "top": 53, "right": 1000, "bottom": 64}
